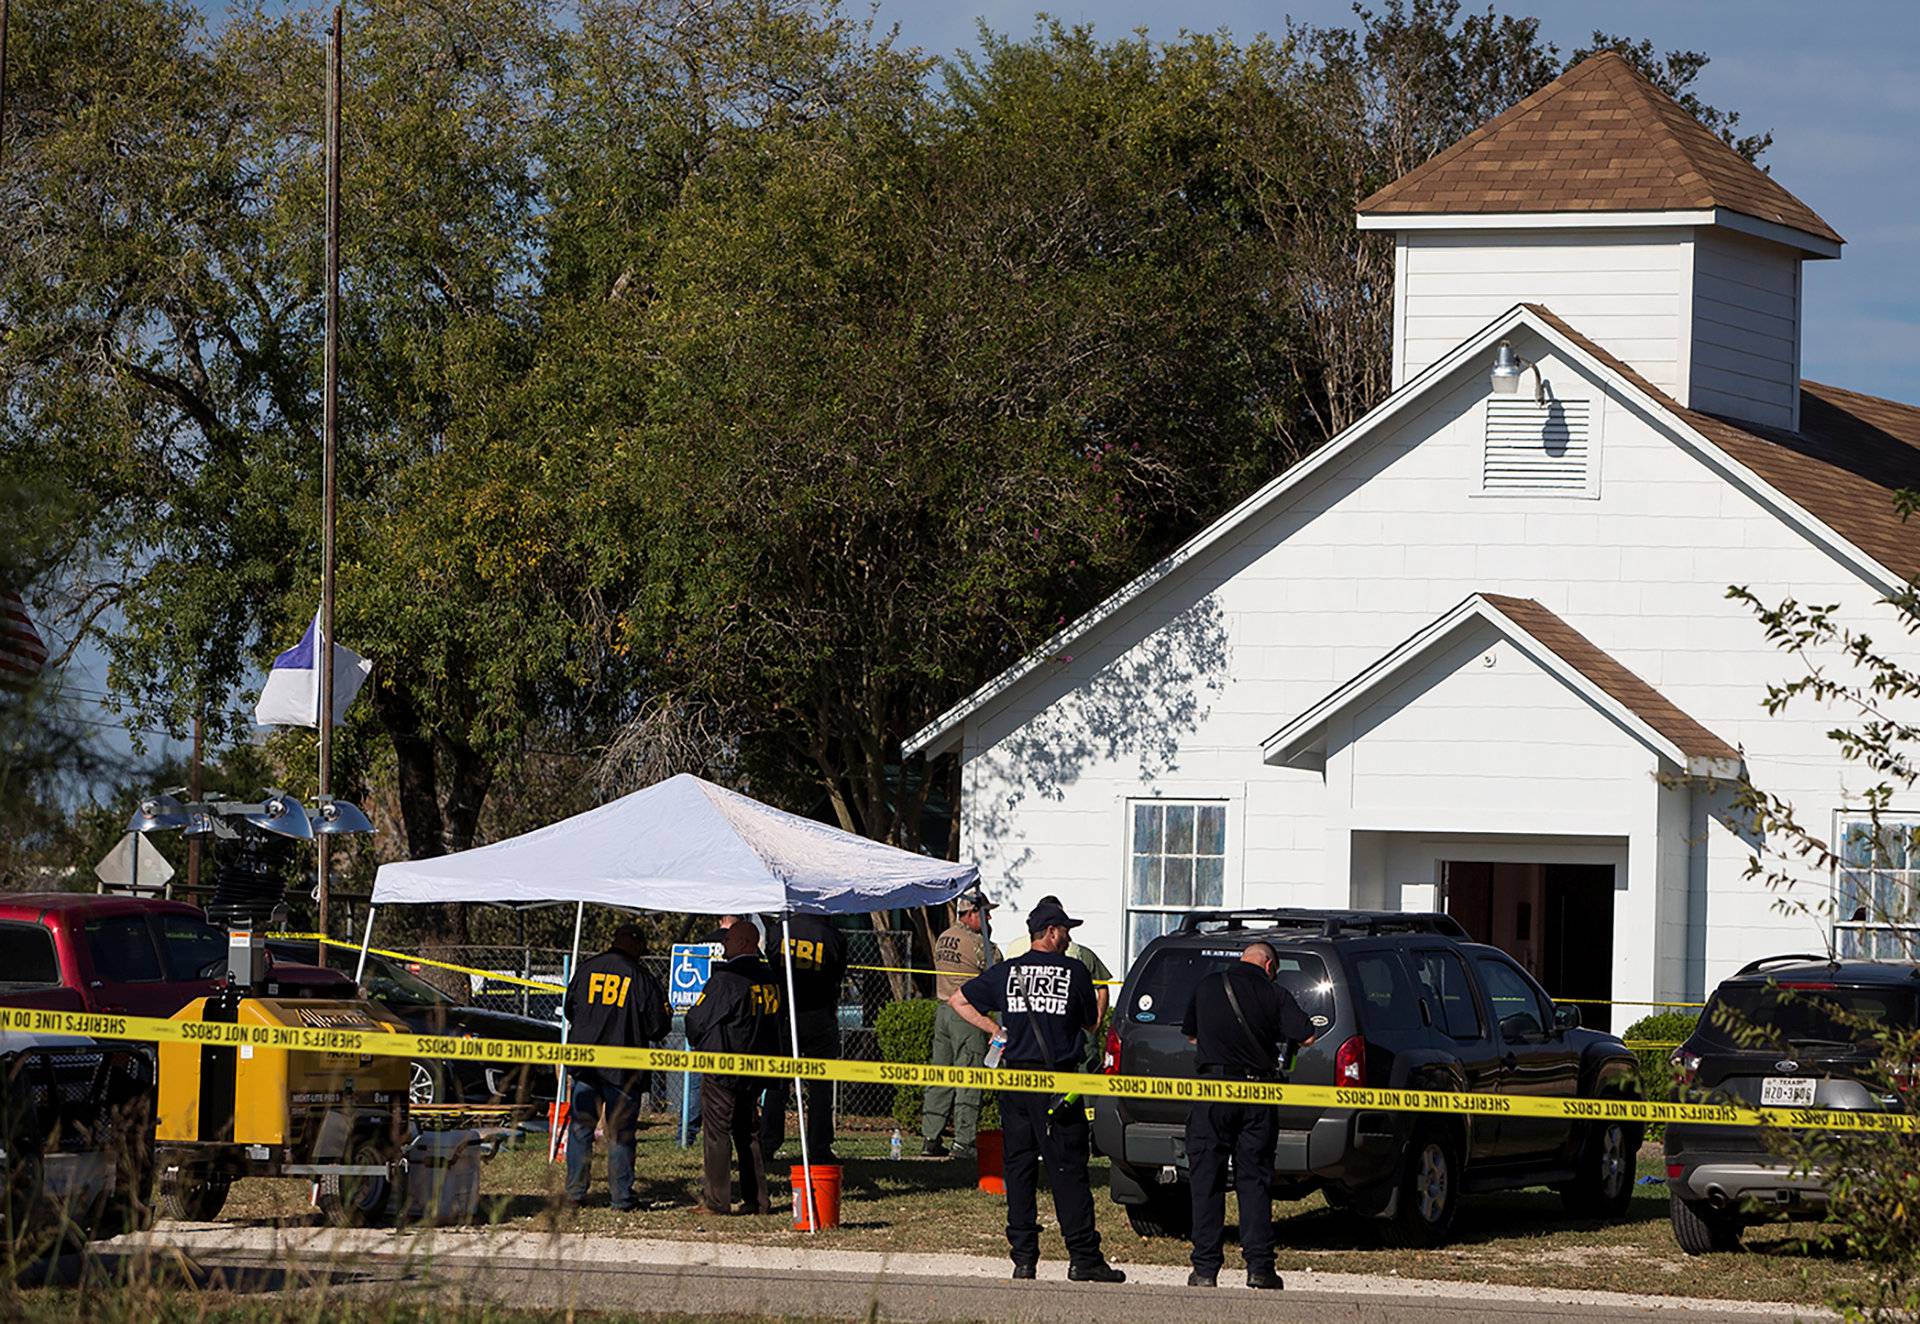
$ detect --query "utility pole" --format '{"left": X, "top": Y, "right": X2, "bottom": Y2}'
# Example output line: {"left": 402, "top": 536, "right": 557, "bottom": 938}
{"left": 1, "top": 0, "right": 11, "bottom": 172}
{"left": 183, "top": 708, "right": 203, "bottom": 901}
{"left": 316, "top": 5, "right": 342, "bottom": 962}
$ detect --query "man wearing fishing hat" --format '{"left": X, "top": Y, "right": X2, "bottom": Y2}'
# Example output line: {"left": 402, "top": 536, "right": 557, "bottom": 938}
{"left": 920, "top": 888, "right": 1001, "bottom": 1160}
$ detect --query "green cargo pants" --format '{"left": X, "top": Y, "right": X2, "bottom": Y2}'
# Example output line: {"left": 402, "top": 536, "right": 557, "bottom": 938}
{"left": 920, "top": 1002, "right": 990, "bottom": 1148}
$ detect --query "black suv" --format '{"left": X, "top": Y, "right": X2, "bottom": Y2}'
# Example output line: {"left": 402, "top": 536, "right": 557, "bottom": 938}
{"left": 1665, "top": 954, "right": 1914, "bottom": 1254}
{"left": 1094, "top": 909, "right": 1642, "bottom": 1245}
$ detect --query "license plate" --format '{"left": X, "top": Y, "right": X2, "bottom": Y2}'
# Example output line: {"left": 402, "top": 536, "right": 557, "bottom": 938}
{"left": 1761, "top": 1077, "right": 1816, "bottom": 1107}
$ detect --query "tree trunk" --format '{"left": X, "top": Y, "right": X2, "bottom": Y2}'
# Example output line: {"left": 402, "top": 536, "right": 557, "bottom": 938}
{"left": 867, "top": 911, "right": 913, "bottom": 1002}
{"left": 375, "top": 684, "right": 445, "bottom": 861}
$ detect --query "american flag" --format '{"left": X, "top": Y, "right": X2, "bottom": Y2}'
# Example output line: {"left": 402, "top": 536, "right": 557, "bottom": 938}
{"left": 0, "top": 587, "right": 48, "bottom": 689}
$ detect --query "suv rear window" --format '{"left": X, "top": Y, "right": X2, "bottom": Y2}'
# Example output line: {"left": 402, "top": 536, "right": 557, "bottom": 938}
{"left": 1128, "top": 944, "right": 1334, "bottom": 1030}
{"left": 0, "top": 923, "right": 60, "bottom": 989}
{"left": 1699, "top": 981, "right": 1919, "bottom": 1052}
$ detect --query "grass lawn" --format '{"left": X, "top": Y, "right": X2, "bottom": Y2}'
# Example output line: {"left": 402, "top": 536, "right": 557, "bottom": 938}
{"left": 206, "top": 1123, "right": 1865, "bottom": 1307}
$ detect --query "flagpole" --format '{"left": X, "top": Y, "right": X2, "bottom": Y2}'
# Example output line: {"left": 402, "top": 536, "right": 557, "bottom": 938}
{"left": 315, "top": 4, "right": 342, "bottom": 960}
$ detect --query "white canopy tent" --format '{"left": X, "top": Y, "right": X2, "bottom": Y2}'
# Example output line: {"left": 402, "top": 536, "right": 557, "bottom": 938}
{"left": 364, "top": 772, "right": 980, "bottom": 1226}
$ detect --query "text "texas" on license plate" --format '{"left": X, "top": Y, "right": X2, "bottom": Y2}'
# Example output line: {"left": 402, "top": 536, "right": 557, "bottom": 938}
{"left": 1761, "top": 1077, "right": 1816, "bottom": 1107}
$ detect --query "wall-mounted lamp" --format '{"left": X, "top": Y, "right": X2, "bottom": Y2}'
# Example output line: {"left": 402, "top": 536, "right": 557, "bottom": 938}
{"left": 1489, "top": 340, "right": 1544, "bottom": 404}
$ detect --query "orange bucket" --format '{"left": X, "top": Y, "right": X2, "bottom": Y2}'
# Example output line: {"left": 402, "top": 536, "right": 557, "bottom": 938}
{"left": 976, "top": 1129, "right": 1005, "bottom": 1194}
{"left": 791, "top": 1164, "right": 842, "bottom": 1231}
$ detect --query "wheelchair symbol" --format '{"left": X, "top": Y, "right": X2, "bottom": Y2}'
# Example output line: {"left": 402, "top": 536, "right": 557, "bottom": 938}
{"left": 669, "top": 944, "right": 717, "bottom": 1008}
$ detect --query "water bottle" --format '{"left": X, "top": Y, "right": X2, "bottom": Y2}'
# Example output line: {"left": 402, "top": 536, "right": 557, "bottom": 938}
{"left": 890, "top": 1128, "right": 902, "bottom": 1160}
{"left": 984, "top": 1029, "right": 1008, "bottom": 1069}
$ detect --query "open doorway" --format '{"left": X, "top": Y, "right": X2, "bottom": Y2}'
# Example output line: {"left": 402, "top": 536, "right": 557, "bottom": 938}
{"left": 1442, "top": 861, "right": 1615, "bottom": 1031}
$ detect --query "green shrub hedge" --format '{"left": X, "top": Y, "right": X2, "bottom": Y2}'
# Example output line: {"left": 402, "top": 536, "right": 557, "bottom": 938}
{"left": 1625, "top": 1009, "right": 1699, "bottom": 1138}
{"left": 875, "top": 997, "right": 998, "bottom": 1133}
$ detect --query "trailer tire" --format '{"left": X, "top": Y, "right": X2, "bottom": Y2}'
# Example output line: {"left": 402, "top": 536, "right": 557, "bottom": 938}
{"left": 316, "top": 1133, "right": 396, "bottom": 1227}
{"left": 156, "top": 1164, "right": 229, "bottom": 1222}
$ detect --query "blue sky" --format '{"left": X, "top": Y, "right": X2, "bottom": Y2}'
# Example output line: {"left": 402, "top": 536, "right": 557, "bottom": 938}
{"left": 871, "top": 0, "right": 1919, "bottom": 404}
{"left": 75, "top": 0, "right": 1918, "bottom": 785}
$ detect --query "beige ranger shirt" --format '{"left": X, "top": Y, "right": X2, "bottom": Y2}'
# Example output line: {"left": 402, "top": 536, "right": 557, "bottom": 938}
{"left": 934, "top": 922, "right": 1002, "bottom": 1000}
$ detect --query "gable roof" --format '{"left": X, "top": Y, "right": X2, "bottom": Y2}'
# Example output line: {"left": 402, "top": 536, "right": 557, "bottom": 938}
{"left": 1261, "top": 593, "right": 1739, "bottom": 777}
{"left": 1357, "top": 51, "right": 1841, "bottom": 249}
{"left": 904, "top": 302, "right": 1918, "bottom": 760}
{"left": 1520, "top": 304, "right": 1920, "bottom": 583}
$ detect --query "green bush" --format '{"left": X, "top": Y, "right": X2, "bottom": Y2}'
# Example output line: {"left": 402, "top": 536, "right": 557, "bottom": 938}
{"left": 876, "top": 999, "right": 939, "bottom": 1129}
{"left": 875, "top": 997, "right": 998, "bottom": 1133}
{"left": 1625, "top": 1009, "right": 1698, "bottom": 1139}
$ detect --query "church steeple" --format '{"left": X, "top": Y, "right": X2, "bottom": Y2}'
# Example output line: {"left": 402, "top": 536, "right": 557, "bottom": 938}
{"left": 1359, "top": 52, "right": 1840, "bottom": 431}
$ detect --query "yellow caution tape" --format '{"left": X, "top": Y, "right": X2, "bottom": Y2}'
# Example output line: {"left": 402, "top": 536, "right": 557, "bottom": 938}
{"left": 3, "top": 1004, "right": 1904, "bottom": 1135}
{"left": 269, "top": 933, "right": 567, "bottom": 993}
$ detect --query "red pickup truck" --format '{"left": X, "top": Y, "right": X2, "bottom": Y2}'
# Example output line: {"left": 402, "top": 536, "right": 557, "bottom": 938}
{"left": 0, "top": 893, "right": 352, "bottom": 1015}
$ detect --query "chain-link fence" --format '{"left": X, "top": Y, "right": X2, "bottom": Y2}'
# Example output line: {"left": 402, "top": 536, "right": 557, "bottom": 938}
{"left": 372, "top": 930, "right": 921, "bottom": 1127}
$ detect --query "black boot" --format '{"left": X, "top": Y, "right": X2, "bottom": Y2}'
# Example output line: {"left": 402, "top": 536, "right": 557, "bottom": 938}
{"left": 1068, "top": 1262, "right": 1126, "bottom": 1284}
{"left": 1187, "top": 1269, "right": 1217, "bottom": 1287}
{"left": 1010, "top": 1263, "right": 1037, "bottom": 1280}
{"left": 1246, "top": 1268, "right": 1284, "bottom": 1290}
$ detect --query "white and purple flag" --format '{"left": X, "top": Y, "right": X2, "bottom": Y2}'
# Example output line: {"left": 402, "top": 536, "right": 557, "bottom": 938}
{"left": 252, "top": 611, "right": 373, "bottom": 727}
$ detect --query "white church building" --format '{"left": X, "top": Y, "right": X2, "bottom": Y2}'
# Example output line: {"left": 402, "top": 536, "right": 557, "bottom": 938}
{"left": 906, "top": 52, "right": 1920, "bottom": 1024}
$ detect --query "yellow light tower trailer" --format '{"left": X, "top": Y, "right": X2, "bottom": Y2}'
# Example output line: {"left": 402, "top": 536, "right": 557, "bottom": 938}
{"left": 129, "top": 789, "right": 499, "bottom": 1226}
{"left": 153, "top": 933, "right": 411, "bottom": 1224}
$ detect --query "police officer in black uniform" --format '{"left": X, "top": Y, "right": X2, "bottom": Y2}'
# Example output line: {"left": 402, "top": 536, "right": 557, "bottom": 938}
{"left": 758, "top": 913, "right": 848, "bottom": 1163}
{"left": 562, "top": 920, "right": 671, "bottom": 1210}
{"left": 1181, "top": 940, "right": 1316, "bottom": 1289}
{"left": 685, "top": 922, "right": 784, "bottom": 1215}
{"left": 950, "top": 899, "right": 1126, "bottom": 1284}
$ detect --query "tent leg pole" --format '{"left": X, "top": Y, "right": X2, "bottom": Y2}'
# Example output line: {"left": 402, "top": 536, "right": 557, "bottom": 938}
{"left": 783, "top": 913, "right": 818, "bottom": 1233}
{"left": 353, "top": 906, "right": 376, "bottom": 984}
{"left": 552, "top": 900, "right": 585, "bottom": 1165}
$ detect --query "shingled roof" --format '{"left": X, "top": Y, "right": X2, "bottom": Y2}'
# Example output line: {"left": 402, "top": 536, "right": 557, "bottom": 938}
{"left": 1359, "top": 51, "right": 1841, "bottom": 246}
{"left": 1521, "top": 304, "right": 1920, "bottom": 583}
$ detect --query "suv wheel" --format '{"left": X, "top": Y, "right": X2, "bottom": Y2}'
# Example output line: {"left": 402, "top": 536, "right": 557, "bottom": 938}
{"left": 1563, "top": 1119, "right": 1638, "bottom": 1218}
{"left": 1670, "top": 1194, "right": 1742, "bottom": 1254}
{"left": 1384, "top": 1127, "right": 1459, "bottom": 1247}
{"left": 1124, "top": 1185, "right": 1192, "bottom": 1238}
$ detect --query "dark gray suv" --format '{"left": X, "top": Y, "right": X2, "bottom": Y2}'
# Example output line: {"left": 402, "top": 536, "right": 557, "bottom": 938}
{"left": 1665, "top": 954, "right": 1914, "bottom": 1253}
{"left": 1094, "top": 909, "right": 1643, "bottom": 1246}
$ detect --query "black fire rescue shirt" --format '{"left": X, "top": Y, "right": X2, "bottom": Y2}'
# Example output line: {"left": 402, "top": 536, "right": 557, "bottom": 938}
{"left": 685, "top": 954, "right": 786, "bottom": 1057}
{"left": 563, "top": 949, "right": 671, "bottom": 1087}
{"left": 1181, "top": 961, "right": 1314, "bottom": 1077}
{"left": 761, "top": 915, "right": 848, "bottom": 1017}
{"left": 961, "top": 950, "right": 1095, "bottom": 1070}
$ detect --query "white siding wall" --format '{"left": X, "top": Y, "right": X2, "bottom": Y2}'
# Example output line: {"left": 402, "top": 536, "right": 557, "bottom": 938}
{"left": 1397, "top": 230, "right": 1689, "bottom": 396}
{"left": 1690, "top": 229, "right": 1802, "bottom": 431}
{"left": 1339, "top": 621, "right": 1653, "bottom": 825}
{"left": 958, "top": 330, "right": 1916, "bottom": 1001}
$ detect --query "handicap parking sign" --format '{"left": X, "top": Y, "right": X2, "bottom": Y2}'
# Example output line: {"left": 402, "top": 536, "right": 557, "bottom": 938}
{"left": 669, "top": 942, "right": 721, "bottom": 1010}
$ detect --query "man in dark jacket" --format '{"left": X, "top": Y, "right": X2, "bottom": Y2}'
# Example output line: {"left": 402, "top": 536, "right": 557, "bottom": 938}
{"left": 684, "top": 922, "right": 784, "bottom": 1215}
{"left": 950, "top": 899, "right": 1125, "bottom": 1285}
{"left": 1181, "top": 941, "right": 1316, "bottom": 1289}
{"left": 562, "top": 921, "right": 671, "bottom": 1210}
{"left": 757, "top": 913, "right": 848, "bottom": 1163}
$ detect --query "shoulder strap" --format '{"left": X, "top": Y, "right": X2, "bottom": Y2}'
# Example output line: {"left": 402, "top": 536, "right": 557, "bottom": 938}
{"left": 1220, "top": 970, "right": 1264, "bottom": 1055}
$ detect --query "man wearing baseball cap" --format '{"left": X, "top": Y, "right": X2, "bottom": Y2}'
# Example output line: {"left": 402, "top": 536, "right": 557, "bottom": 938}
{"left": 561, "top": 920, "right": 671, "bottom": 1211}
{"left": 950, "top": 899, "right": 1126, "bottom": 1284}
{"left": 920, "top": 889, "right": 1000, "bottom": 1158}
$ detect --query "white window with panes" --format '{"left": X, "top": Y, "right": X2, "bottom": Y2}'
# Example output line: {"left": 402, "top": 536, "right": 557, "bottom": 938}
{"left": 1126, "top": 800, "right": 1227, "bottom": 964}
{"left": 1835, "top": 812, "right": 1920, "bottom": 958}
